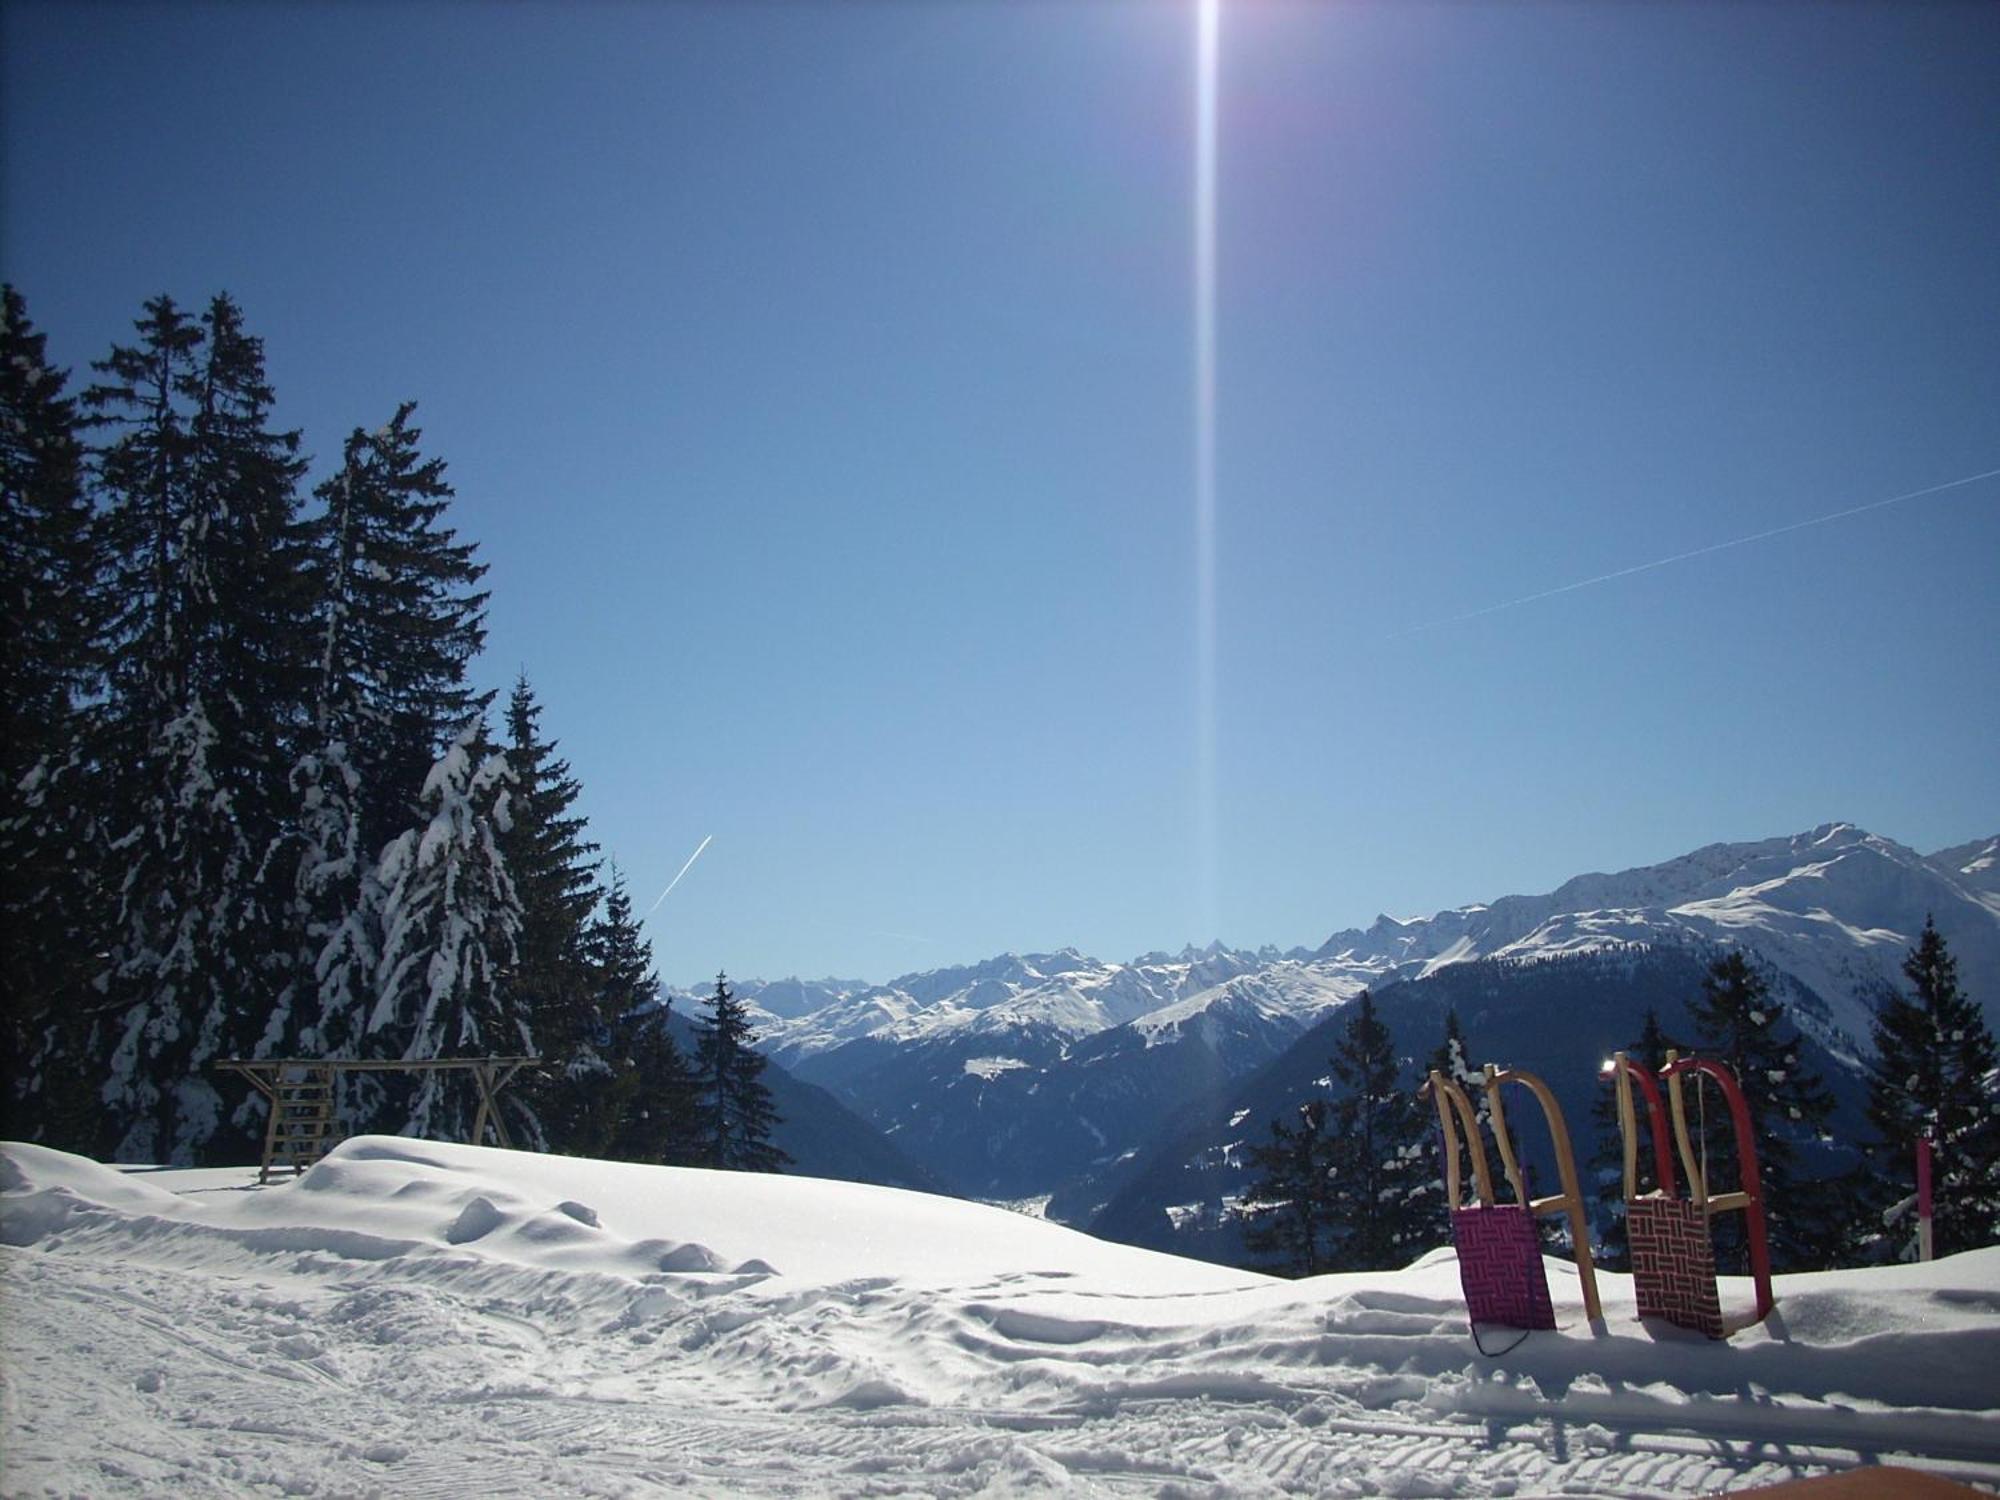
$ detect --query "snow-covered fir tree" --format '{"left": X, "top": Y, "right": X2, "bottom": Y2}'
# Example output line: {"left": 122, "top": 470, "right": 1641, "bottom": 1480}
{"left": 367, "top": 723, "right": 529, "bottom": 1142}
{"left": 278, "top": 405, "right": 493, "bottom": 1069}
{"left": 280, "top": 736, "right": 378, "bottom": 1061}
{"left": 1865, "top": 918, "right": 2000, "bottom": 1259}
{"left": 0, "top": 285, "right": 108, "bottom": 1143}
{"left": 696, "top": 972, "right": 789, "bottom": 1172}
{"left": 315, "top": 404, "right": 491, "bottom": 853}
{"left": 81, "top": 295, "right": 314, "bottom": 1161}
{"left": 188, "top": 296, "right": 319, "bottom": 1101}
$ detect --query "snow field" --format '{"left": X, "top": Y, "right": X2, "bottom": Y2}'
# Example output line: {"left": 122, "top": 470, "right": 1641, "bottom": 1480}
{"left": 4, "top": 1136, "right": 1999, "bottom": 1497}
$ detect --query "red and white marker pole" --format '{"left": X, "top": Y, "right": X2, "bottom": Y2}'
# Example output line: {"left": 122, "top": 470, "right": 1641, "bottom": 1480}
{"left": 1917, "top": 1137, "right": 1934, "bottom": 1263}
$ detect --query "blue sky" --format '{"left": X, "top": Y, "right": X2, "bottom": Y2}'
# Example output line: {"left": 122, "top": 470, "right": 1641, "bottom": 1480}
{"left": 5, "top": 1, "right": 1996, "bottom": 987}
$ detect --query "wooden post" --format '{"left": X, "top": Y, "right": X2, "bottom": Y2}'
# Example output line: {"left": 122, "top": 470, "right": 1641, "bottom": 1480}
{"left": 1917, "top": 1137, "right": 1934, "bottom": 1263}
{"left": 471, "top": 1067, "right": 493, "bottom": 1150}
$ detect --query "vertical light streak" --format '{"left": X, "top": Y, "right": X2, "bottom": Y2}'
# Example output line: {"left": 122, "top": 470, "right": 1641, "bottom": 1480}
{"left": 1194, "top": 0, "right": 1220, "bottom": 941}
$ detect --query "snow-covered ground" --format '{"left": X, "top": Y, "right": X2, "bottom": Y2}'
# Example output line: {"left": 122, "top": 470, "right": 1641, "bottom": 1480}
{"left": 4, "top": 1139, "right": 1998, "bottom": 1498}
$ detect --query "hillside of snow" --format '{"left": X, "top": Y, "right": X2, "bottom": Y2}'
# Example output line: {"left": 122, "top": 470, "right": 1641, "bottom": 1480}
{"left": 5, "top": 1137, "right": 1999, "bottom": 1496}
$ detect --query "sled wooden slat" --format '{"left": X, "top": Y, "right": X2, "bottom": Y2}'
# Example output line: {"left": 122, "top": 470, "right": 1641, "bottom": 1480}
{"left": 1483, "top": 1064, "right": 1603, "bottom": 1324}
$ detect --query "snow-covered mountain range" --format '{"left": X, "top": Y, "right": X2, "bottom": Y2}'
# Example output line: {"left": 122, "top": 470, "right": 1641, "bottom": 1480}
{"left": 738, "top": 946, "right": 1287, "bottom": 1064}
{"left": 1306, "top": 823, "right": 2000, "bottom": 1054}
{"left": 733, "top": 824, "right": 1995, "bottom": 1061}
{"left": 691, "top": 824, "right": 1997, "bottom": 1204}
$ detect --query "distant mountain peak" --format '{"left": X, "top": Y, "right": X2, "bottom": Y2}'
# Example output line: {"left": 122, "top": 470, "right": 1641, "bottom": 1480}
{"left": 1304, "top": 822, "right": 1998, "bottom": 1051}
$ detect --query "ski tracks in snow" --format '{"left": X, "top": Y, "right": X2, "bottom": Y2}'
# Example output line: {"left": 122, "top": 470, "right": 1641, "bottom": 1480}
{"left": 8, "top": 1238, "right": 1998, "bottom": 1498}
{"left": 4, "top": 1141, "right": 1999, "bottom": 1498}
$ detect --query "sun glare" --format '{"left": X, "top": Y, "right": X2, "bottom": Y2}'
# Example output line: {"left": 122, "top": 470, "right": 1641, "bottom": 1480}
{"left": 1194, "top": 0, "right": 1220, "bottom": 941}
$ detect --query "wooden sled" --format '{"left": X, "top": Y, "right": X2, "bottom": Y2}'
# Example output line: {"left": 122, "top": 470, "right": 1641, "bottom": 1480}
{"left": 1424, "top": 1064, "right": 1602, "bottom": 1342}
{"left": 1605, "top": 1049, "right": 1774, "bottom": 1338}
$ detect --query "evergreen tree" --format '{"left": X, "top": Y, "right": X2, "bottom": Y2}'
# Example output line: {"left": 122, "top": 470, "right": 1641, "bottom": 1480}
{"left": 302, "top": 403, "right": 491, "bottom": 859}
{"left": 367, "top": 723, "right": 529, "bottom": 1141}
{"left": 499, "top": 674, "right": 605, "bottom": 1148}
{"left": 189, "top": 295, "right": 319, "bottom": 1089}
{"left": 282, "top": 404, "right": 492, "bottom": 1065}
{"left": 1865, "top": 918, "right": 2000, "bottom": 1259}
{"left": 1684, "top": 950, "right": 1838, "bottom": 1270}
{"left": 1237, "top": 1099, "right": 1336, "bottom": 1275}
{"left": 1425, "top": 1008, "right": 1484, "bottom": 1103}
{"left": 593, "top": 872, "right": 699, "bottom": 1164}
{"left": 1324, "top": 991, "right": 1434, "bottom": 1269}
{"left": 0, "top": 286, "right": 98, "bottom": 754}
{"left": 695, "top": 972, "right": 789, "bottom": 1172}
{"left": 85, "top": 296, "right": 202, "bottom": 736}
{"left": 1589, "top": 1006, "right": 1683, "bottom": 1270}
{"left": 0, "top": 285, "right": 107, "bottom": 1142}
{"left": 1422, "top": 1007, "right": 1494, "bottom": 1235}
{"left": 282, "top": 733, "right": 377, "bottom": 1059}
{"left": 82, "top": 294, "right": 313, "bottom": 1161}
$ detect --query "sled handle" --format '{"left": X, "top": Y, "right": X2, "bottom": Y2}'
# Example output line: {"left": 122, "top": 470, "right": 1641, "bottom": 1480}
{"left": 1483, "top": 1064, "right": 1603, "bottom": 1324}
{"left": 1604, "top": 1051, "right": 1677, "bottom": 1200}
{"left": 1422, "top": 1070, "right": 1496, "bottom": 1210}
{"left": 1663, "top": 1048, "right": 1710, "bottom": 1208}
{"left": 1659, "top": 1054, "right": 1774, "bottom": 1325}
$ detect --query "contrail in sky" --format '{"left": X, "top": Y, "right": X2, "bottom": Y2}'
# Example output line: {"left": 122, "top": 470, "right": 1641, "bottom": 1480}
{"left": 645, "top": 834, "right": 713, "bottom": 918}
{"left": 1389, "top": 466, "right": 2000, "bottom": 640}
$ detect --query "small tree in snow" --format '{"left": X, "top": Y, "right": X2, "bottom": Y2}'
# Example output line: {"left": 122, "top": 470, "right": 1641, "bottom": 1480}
{"left": 1323, "top": 990, "right": 1434, "bottom": 1270}
{"left": 1237, "top": 1099, "right": 1337, "bottom": 1275}
{"left": 593, "top": 871, "right": 700, "bottom": 1164}
{"left": 1865, "top": 917, "right": 2000, "bottom": 1258}
{"left": 1239, "top": 991, "right": 1434, "bottom": 1275}
{"left": 695, "top": 972, "right": 788, "bottom": 1172}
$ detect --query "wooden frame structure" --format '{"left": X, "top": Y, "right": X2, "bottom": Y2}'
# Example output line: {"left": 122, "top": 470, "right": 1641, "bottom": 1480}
{"left": 216, "top": 1057, "right": 537, "bottom": 1183}
{"left": 1423, "top": 1063, "right": 1603, "bottom": 1324}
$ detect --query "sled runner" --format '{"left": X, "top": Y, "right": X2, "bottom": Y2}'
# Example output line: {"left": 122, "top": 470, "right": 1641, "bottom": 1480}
{"left": 1424, "top": 1064, "right": 1602, "bottom": 1348}
{"left": 1606, "top": 1050, "right": 1774, "bottom": 1338}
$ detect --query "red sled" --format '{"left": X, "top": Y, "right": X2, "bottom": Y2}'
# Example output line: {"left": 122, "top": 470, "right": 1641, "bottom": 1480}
{"left": 1605, "top": 1050, "right": 1774, "bottom": 1339}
